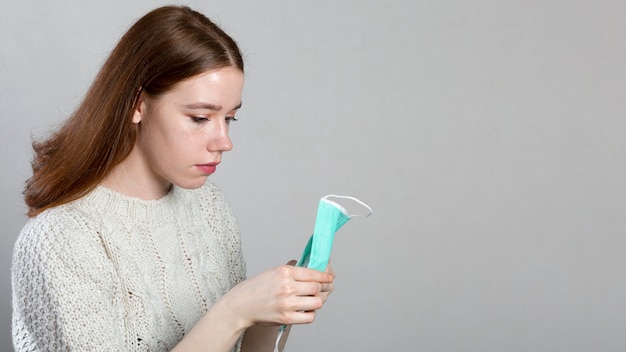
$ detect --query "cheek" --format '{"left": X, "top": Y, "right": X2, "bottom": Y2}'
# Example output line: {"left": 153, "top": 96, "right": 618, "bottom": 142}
{"left": 137, "top": 116, "right": 207, "bottom": 160}
{"left": 140, "top": 115, "right": 183, "bottom": 145}
{"left": 136, "top": 123, "right": 178, "bottom": 161}
{"left": 160, "top": 130, "right": 206, "bottom": 164}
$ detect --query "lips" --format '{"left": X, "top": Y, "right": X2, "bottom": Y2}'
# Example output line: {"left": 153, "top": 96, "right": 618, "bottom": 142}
{"left": 196, "top": 162, "right": 219, "bottom": 175}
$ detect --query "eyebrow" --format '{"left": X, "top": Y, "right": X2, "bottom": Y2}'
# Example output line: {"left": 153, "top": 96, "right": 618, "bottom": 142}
{"left": 181, "top": 102, "right": 242, "bottom": 111}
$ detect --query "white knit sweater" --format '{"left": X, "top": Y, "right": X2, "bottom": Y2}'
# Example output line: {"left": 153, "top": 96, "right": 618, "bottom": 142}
{"left": 12, "top": 182, "right": 246, "bottom": 351}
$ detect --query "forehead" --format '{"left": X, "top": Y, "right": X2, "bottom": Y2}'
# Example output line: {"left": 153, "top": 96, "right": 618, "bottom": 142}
{"left": 162, "top": 67, "right": 244, "bottom": 107}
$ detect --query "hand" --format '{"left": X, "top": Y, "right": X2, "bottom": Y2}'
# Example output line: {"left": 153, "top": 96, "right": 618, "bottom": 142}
{"left": 223, "top": 261, "right": 334, "bottom": 329}
{"left": 286, "top": 260, "right": 334, "bottom": 305}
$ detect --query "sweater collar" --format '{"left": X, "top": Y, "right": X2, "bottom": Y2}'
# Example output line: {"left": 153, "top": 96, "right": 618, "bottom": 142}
{"left": 79, "top": 185, "right": 181, "bottom": 224}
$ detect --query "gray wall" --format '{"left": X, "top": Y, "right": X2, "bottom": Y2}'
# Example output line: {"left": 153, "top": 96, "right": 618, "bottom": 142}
{"left": 1, "top": 1, "right": 625, "bottom": 351}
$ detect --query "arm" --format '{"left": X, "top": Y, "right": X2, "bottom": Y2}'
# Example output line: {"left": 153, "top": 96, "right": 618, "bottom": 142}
{"left": 241, "top": 325, "right": 292, "bottom": 352}
{"left": 177, "top": 184, "right": 335, "bottom": 351}
{"left": 171, "top": 297, "right": 248, "bottom": 352}
{"left": 173, "top": 263, "right": 334, "bottom": 352}
{"left": 239, "top": 262, "right": 334, "bottom": 352}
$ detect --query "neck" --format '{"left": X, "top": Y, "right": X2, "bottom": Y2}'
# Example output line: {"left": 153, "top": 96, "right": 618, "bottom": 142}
{"left": 102, "top": 146, "right": 171, "bottom": 200}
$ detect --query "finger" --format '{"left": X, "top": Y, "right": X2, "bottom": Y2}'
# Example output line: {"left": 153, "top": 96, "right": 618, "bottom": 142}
{"left": 296, "top": 281, "right": 323, "bottom": 296}
{"left": 325, "top": 264, "right": 335, "bottom": 277}
{"left": 293, "top": 295, "right": 324, "bottom": 312}
{"left": 320, "top": 282, "right": 334, "bottom": 293}
{"left": 281, "top": 281, "right": 322, "bottom": 298}
{"left": 291, "top": 267, "right": 333, "bottom": 283}
{"left": 287, "top": 309, "right": 318, "bottom": 325}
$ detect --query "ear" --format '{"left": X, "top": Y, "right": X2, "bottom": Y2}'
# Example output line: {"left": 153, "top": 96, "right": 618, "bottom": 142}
{"left": 132, "top": 90, "right": 145, "bottom": 124}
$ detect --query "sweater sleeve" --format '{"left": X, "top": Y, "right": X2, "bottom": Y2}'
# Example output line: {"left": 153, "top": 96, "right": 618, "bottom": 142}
{"left": 12, "top": 209, "right": 126, "bottom": 351}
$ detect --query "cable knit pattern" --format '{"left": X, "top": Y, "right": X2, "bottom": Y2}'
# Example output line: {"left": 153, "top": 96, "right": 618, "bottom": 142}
{"left": 12, "top": 182, "right": 246, "bottom": 351}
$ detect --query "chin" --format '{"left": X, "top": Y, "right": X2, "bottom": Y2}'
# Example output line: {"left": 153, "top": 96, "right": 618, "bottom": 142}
{"left": 175, "top": 177, "right": 209, "bottom": 190}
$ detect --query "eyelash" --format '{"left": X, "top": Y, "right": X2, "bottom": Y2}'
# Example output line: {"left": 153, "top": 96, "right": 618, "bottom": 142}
{"left": 190, "top": 116, "right": 238, "bottom": 124}
{"left": 191, "top": 117, "right": 208, "bottom": 123}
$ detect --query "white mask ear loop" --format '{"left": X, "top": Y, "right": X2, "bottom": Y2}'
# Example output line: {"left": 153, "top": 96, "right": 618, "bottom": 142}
{"left": 274, "top": 326, "right": 286, "bottom": 352}
{"left": 323, "top": 194, "right": 373, "bottom": 218}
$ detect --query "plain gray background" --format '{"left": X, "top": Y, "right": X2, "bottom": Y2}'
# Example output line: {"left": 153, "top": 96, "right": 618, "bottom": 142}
{"left": 1, "top": 0, "right": 625, "bottom": 351}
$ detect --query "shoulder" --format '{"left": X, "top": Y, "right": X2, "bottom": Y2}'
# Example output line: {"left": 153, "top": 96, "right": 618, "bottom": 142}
{"left": 13, "top": 202, "right": 104, "bottom": 271}
{"left": 16, "top": 204, "right": 90, "bottom": 244}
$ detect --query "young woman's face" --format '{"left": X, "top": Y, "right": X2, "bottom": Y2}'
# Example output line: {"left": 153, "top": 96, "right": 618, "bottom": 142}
{"left": 132, "top": 66, "right": 244, "bottom": 192}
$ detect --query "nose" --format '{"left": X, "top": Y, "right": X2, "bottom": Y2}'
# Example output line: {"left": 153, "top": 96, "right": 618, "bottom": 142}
{"left": 207, "top": 119, "right": 233, "bottom": 152}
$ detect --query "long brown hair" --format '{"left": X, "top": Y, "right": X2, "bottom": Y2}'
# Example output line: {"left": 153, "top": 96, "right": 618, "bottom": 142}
{"left": 24, "top": 6, "right": 244, "bottom": 217}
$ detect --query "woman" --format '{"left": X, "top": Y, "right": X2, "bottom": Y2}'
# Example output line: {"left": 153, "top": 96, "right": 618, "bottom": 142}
{"left": 12, "top": 6, "right": 334, "bottom": 351}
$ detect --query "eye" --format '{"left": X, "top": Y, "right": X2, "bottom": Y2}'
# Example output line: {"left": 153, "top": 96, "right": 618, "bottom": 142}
{"left": 226, "top": 116, "right": 238, "bottom": 123}
{"left": 191, "top": 116, "right": 209, "bottom": 124}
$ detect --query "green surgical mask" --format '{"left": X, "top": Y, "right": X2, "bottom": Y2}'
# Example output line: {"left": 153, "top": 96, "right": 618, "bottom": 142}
{"left": 275, "top": 195, "right": 372, "bottom": 352}
{"left": 297, "top": 194, "right": 372, "bottom": 271}
{"left": 274, "top": 194, "right": 372, "bottom": 352}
